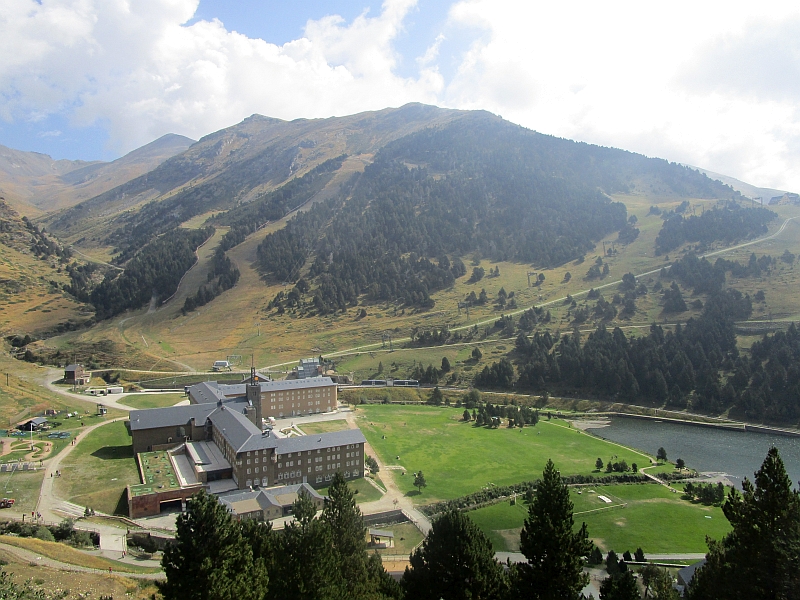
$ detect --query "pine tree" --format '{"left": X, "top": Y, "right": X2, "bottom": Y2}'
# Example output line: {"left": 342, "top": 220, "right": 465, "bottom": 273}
{"left": 599, "top": 570, "right": 639, "bottom": 600}
{"left": 512, "top": 459, "right": 592, "bottom": 598}
{"left": 271, "top": 490, "right": 344, "bottom": 599}
{"left": 402, "top": 510, "right": 508, "bottom": 600}
{"left": 159, "top": 490, "right": 266, "bottom": 600}
{"left": 414, "top": 471, "right": 428, "bottom": 493}
{"left": 321, "top": 472, "right": 398, "bottom": 599}
{"left": 688, "top": 447, "right": 800, "bottom": 600}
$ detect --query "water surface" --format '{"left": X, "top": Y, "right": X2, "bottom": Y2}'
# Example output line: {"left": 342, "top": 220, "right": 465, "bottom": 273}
{"left": 586, "top": 417, "right": 800, "bottom": 490}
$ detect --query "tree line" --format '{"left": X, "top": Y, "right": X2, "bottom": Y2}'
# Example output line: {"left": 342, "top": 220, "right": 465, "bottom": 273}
{"left": 182, "top": 246, "right": 241, "bottom": 315}
{"left": 90, "top": 227, "right": 213, "bottom": 320}
{"left": 655, "top": 202, "right": 776, "bottom": 255}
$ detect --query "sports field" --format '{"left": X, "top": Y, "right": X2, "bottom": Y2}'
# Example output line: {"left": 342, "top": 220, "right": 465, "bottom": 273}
{"left": 355, "top": 405, "right": 651, "bottom": 503}
{"left": 468, "top": 483, "right": 731, "bottom": 554}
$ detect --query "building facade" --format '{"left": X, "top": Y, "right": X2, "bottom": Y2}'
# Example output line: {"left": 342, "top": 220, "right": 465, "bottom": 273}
{"left": 127, "top": 374, "right": 365, "bottom": 518}
{"left": 188, "top": 375, "right": 338, "bottom": 420}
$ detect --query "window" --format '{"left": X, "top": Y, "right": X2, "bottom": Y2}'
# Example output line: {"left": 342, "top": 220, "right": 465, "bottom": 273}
{"left": 246, "top": 479, "right": 252, "bottom": 487}
{"left": 247, "top": 469, "right": 251, "bottom": 474}
{"left": 278, "top": 463, "right": 282, "bottom": 468}
{"left": 255, "top": 467, "right": 259, "bottom": 473}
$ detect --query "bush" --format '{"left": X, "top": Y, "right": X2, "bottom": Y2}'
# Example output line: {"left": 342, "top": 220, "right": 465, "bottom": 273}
{"left": 70, "top": 530, "right": 93, "bottom": 547}
{"left": 34, "top": 526, "right": 55, "bottom": 542}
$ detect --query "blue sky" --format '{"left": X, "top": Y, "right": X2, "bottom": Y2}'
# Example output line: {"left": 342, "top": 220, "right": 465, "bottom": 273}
{"left": 3, "top": 1, "right": 800, "bottom": 191}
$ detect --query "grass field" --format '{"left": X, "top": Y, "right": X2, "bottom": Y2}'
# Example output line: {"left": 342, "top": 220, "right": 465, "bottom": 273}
{"left": 468, "top": 483, "right": 731, "bottom": 554}
{"left": 318, "top": 476, "right": 384, "bottom": 504}
{"left": 299, "top": 420, "right": 350, "bottom": 435}
{"left": 372, "top": 522, "right": 424, "bottom": 556}
{"left": 0, "top": 546, "right": 161, "bottom": 598}
{"left": 54, "top": 420, "right": 140, "bottom": 515}
{"left": 0, "top": 535, "right": 161, "bottom": 574}
{"left": 0, "top": 469, "right": 45, "bottom": 515}
{"left": 355, "top": 405, "right": 652, "bottom": 504}
{"left": 117, "top": 393, "right": 186, "bottom": 409}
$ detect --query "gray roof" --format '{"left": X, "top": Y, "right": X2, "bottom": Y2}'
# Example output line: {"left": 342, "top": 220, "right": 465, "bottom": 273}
{"left": 677, "top": 559, "right": 706, "bottom": 586}
{"left": 130, "top": 403, "right": 216, "bottom": 432}
{"left": 208, "top": 404, "right": 265, "bottom": 452}
{"left": 129, "top": 399, "right": 247, "bottom": 432}
{"left": 188, "top": 376, "right": 335, "bottom": 405}
{"left": 65, "top": 364, "right": 83, "bottom": 372}
{"left": 272, "top": 428, "right": 366, "bottom": 455}
{"left": 219, "top": 483, "right": 324, "bottom": 515}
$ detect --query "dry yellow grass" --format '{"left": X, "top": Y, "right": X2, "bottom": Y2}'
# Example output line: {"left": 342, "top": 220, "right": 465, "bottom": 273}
{"left": 0, "top": 535, "right": 160, "bottom": 573}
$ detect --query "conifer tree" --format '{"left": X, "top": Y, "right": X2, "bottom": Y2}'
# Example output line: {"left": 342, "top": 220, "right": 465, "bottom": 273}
{"left": 321, "top": 472, "right": 398, "bottom": 599}
{"left": 402, "top": 510, "right": 508, "bottom": 600}
{"left": 512, "top": 459, "right": 592, "bottom": 599}
{"left": 159, "top": 490, "right": 266, "bottom": 600}
{"left": 688, "top": 447, "right": 800, "bottom": 600}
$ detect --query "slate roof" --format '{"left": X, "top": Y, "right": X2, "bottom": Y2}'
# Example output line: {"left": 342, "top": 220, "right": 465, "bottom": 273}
{"left": 207, "top": 404, "right": 265, "bottom": 452}
{"left": 188, "top": 376, "right": 334, "bottom": 405}
{"left": 129, "top": 400, "right": 247, "bottom": 432}
{"left": 65, "top": 364, "right": 83, "bottom": 372}
{"left": 218, "top": 483, "right": 324, "bottom": 516}
{"left": 271, "top": 428, "right": 367, "bottom": 455}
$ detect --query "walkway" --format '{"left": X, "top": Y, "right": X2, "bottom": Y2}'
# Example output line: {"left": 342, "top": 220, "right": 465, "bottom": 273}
{"left": 0, "top": 542, "right": 163, "bottom": 580}
{"left": 341, "top": 410, "right": 432, "bottom": 535}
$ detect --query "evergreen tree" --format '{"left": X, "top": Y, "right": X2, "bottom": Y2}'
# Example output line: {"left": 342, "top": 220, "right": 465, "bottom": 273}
{"left": 688, "top": 447, "right": 800, "bottom": 600}
{"left": 512, "top": 459, "right": 592, "bottom": 598}
{"left": 599, "top": 570, "right": 639, "bottom": 600}
{"left": 321, "top": 472, "right": 399, "bottom": 599}
{"left": 159, "top": 490, "right": 266, "bottom": 600}
{"left": 271, "top": 490, "right": 344, "bottom": 600}
{"left": 414, "top": 471, "right": 428, "bottom": 493}
{"left": 463, "top": 409, "right": 471, "bottom": 422}
{"left": 595, "top": 457, "right": 605, "bottom": 471}
{"left": 429, "top": 386, "right": 444, "bottom": 405}
{"left": 441, "top": 356, "right": 451, "bottom": 373}
{"left": 402, "top": 510, "right": 508, "bottom": 600}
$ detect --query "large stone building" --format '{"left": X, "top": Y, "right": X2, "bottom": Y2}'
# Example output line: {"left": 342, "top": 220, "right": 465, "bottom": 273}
{"left": 187, "top": 373, "right": 337, "bottom": 420}
{"left": 127, "top": 371, "right": 365, "bottom": 518}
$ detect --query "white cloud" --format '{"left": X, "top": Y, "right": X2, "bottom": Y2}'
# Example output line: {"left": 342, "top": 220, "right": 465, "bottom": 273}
{"left": 3, "top": 0, "right": 800, "bottom": 191}
{"left": 0, "top": 0, "right": 442, "bottom": 154}
{"left": 440, "top": 0, "right": 800, "bottom": 190}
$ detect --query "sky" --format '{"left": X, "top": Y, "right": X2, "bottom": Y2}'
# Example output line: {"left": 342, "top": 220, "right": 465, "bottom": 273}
{"left": 3, "top": 0, "right": 800, "bottom": 192}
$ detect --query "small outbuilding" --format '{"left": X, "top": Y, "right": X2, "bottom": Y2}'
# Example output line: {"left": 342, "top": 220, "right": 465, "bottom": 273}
{"left": 64, "top": 364, "right": 89, "bottom": 385}
{"left": 18, "top": 417, "right": 48, "bottom": 431}
{"left": 368, "top": 528, "right": 395, "bottom": 548}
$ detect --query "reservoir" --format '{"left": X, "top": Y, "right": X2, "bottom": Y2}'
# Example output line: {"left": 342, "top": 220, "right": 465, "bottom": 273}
{"left": 586, "top": 417, "right": 800, "bottom": 490}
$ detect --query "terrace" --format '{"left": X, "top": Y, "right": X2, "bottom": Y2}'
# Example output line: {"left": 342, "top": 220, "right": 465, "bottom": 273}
{"left": 130, "top": 451, "right": 181, "bottom": 498}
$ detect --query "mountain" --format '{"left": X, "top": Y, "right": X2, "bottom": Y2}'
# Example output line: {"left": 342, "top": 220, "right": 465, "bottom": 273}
{"left": 687, "top": 165, "right": 787, "bottom": 203}
{"left": 45, "top": 104, "right": 470, "bottom": 250}
{"left": 0, "top": 197, "right": 91, "bottom": 336}
{"left": 41, "top": 104, "right": 747, "bottom": 323}
{"left": 0, "top": 134, "right": 194, "bottom": 215}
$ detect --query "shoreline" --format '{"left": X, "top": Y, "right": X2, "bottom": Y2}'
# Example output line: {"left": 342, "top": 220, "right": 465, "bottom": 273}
{"left": 569, "top": 411, "right": 800, "bottom": 438}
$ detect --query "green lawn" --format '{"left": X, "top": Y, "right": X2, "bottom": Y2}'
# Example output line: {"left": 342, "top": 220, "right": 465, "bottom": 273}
{"left": 0, "top": 469, "right": 45, "bottom": 515}
{"left": 117, "top": 393, "right": 186, "bottom": 409}
{"left": 372, "top": 522, "right": 424, "bottom": 556}
{"left": 318, "top": 476, "right": 384, "bottom": 503}
{"left": 468, "top": 483, "right": 731, "bottom": 554}
{"left": 355, "top": 405, "right": 652, "bottom": 504}
{"left": 54, "top": 420, "right": 141, "bottom": 515}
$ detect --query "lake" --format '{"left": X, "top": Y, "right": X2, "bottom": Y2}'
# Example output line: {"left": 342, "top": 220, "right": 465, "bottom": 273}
{"left": 586, "top": 417, "right": 800, "bottom": 490}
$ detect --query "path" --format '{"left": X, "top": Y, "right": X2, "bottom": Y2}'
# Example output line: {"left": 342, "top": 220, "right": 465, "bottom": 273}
{"left": 34, "top": 417, "right": 137, "bottom": 558}
{"left": 0, "top": 542, "right": 163, "bottom": 580}
{"left": 342, "top": 409, "right": 432, "bottom": 535}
